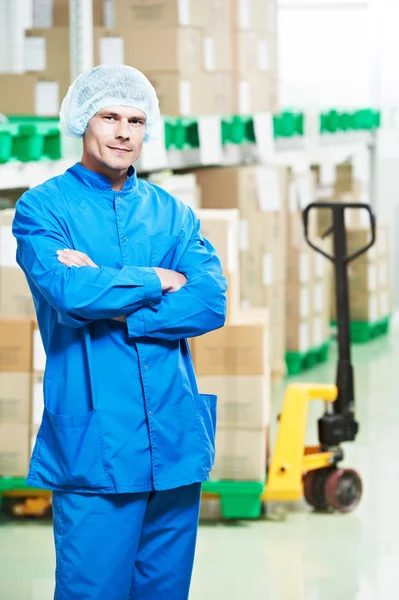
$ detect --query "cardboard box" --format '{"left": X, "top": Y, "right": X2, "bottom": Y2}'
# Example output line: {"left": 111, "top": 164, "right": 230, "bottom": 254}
{"left": 191, "top": 319, "right": 269, "bottom": 376}
{"left": 286, "top": 283, "right": 312, "bottom": 320}
{"left": 114, "top": 0, "right": 231, "bottom": 29}
{"left": 32, "top": 372, "right": 45, "bottom": 427}
{"left": 348, "top": 291, "right": 379, "bottom": 322}
{"left": 31, "top": 423, "right": 41, "bottom": 457}
{"left": 53, "top": 0, "right": 104, "bottom": 26}
{"left": 240, "top": 280, "right": 286, "bottom": 370}
{"left": 197, "top": 209, "right": 241, "bottom": 323}
{"left": 286, "top": 316, "right": 311, "bottom": 353}
{"left": 211, "top": 428, "right": 267, "bottom": 481}
{"left": 146, "top": 72, "right": 233, "bottom": 116}
{"left": 196, "top": 165, "right": 285, "bottom": 218}
{"left": 0, "top": 424, "right": 31, "bottom": 477}
{"left": 240, "top": 213, "right": 286, "bottom": 282}
{"left": 32, "top": 0, "right": 105, "bottom": 27}
{"left": 149, "top": 172, "right": 200, "bottom": 210}
{"left": 0, "top": 319, "right": 33, "bottom": 372}
{"left": 0, "top": 210, "right": 34, "bottom": 315}
{"left": 197, "top": 209, "right": 240, "bottom": 275}
{"left": 347, "top": 261, "right": 378, "bottom": 293}
{"left": 0, "top": 373, "right": 31, "bottom": 424}
{"left": 33, "top": 322, "right": 47, "bottom": 372}
{"left": 202, "top": 29, "right": 232, "bottom": 72}
{"left": 233, "top": 30, "right": 277, "bottom": 74}
{"left": 123, "top": 26, "right": 202, "bottom": 74}
{"left": 232, "top": 0, "right": 277, "bottom": 31}
{"left": 377, "top": 224, "right": 390, "bottom": 258}
{"left": 0, "top": 268, "right": 36, "bottom": 318}
{"left": 25, "top": 27, "right": 124, "bottom": 82}
{"left": 311, "top": 314, "right": 330, "bottom": 347}
{"left": 379, "top": 288, "right": 393, "bottom": 318}
{"left": 232, "top": 71, "right": 278, "bottom": 114}
{"left": 0, "top": 209, "right": 17, "bottom": 267}
{"left": 225, "top": 271, "right": 241, "bottom": 324}
{"left": 0, "top": 74, "right": 67, "bottom": 117}
{"left": 198, "top": 374, "right": 270, "bottom": 429}
{"left": 287, "top": 245, "right": 313, "bottom": 285}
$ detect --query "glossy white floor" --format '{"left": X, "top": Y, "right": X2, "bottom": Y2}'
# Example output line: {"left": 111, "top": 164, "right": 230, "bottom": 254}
{"left": 1, "top": 325, "right": 397, "bottom": 600}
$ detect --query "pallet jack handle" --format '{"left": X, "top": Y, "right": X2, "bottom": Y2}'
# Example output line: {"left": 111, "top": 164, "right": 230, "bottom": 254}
{"left": 302, "top": 202, "right": 376, "bottom": 446}
{"left": 303, "top": 202, "right": 376, "bottom": 266}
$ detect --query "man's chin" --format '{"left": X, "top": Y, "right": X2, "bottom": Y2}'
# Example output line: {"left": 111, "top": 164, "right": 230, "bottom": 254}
{"left": 102, "top": 156, "right": 134, "bottom": 171}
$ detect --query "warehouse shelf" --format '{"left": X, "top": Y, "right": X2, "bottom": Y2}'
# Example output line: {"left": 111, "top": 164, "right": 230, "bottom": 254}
{"left": 285, "top": 339, "right": 332, "bottom": 377}
{"left": 331, "top": 315, "right": 391, "bottom": 344}
{"left": 202, "top": 480, "right": 265, "bottom": 519}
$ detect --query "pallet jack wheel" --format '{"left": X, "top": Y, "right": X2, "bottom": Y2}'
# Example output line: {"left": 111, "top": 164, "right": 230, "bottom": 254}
{"left": 303, "top": 468, "right": 334, "bottom": 511}
{"left": 324, "top": 468, "right": 362, "bottom": 513}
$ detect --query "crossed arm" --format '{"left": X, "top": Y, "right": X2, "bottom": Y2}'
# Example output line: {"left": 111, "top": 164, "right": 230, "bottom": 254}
{"left": 13, "top": 198, "right": 227, "bottom": 340}
{"left": 57, "top": 249, "right": 188, "bottom": 323}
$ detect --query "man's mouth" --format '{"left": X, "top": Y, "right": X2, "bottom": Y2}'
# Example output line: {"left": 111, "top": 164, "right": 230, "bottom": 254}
{"left": 108, "top": 147, "right": 131, "bottom": 153}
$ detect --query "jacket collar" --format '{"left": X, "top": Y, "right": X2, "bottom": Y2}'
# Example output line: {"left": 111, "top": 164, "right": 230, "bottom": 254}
{"left": 67, "top": 162, "right": 138, "bottom": 192}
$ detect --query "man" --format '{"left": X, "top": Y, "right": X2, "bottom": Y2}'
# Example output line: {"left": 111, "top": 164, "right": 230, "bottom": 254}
{"left": 13, "top": 65, "right": 227, "bottom": 599}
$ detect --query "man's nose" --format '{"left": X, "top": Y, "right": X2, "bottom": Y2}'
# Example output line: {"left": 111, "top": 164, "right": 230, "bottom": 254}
{"left": 115, "top": 118, "right": 130, "bottom": 139}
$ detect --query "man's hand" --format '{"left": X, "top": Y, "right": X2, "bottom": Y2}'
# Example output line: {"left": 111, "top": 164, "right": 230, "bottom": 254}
{"left": 57, "top": 249, "right": 99, "bottom": 269}
{"left": 153, "top": 268, "right": 187, "bottom": 293}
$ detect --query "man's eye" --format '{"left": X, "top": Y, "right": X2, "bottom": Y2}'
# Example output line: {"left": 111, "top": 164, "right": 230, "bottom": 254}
{"left": 130, "top": 119, "right": 144, "bottom": 125}
{"left": 104, "top": 116, "right": 115, "bottom": 121}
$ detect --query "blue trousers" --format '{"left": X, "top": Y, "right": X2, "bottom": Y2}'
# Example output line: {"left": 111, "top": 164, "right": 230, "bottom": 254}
{"left": 52, "top": 483, "right": 202, "bottom": 599}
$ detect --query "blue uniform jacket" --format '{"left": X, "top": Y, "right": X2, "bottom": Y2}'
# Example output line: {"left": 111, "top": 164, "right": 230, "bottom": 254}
{"left": 12, "top": 162, "right": 227, "bottom": 493}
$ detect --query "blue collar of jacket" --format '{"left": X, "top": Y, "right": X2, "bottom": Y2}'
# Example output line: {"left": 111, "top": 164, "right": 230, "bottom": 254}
{"left": 66, "top": 162, "right": 138, "bottom": 192}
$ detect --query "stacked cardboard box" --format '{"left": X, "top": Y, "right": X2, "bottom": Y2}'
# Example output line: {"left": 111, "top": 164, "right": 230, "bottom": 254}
{"left": 231, "top": 0, "right": 279, "bottom": 113}
{"left": 1, "top": 0, "right": 279, "bottom": 117}
{"left": 285, "top": 168, "right": 331, "bottom": 353}
{"left": 0, "top": 210, "right": 35, "bottom": 319}
{"left": 196, "top": 208, "right": 240, "bottom": 323}
{"left": 191, "top": 310, "right": 270, "bottom": 481}
{"left": 23, "top": 26, "right": 125, "bottom": 101}
{"left": 313, "top": 162, "right": 371, "bottom": 238}
{"left": 149, "top": 172, "right": 201, "bottom": 211}
{"left": 33, "top": 0, "right": 105, "bottom": 28}
{"left": 195, "top": 164, "right": 286, "bottom": 374}
{"left": 0, "top": 319, "right": 33, "bottom": 477}
{"left": 31, "top": 321, "right": 46, "bottom": 454}
{"left": 331, "top": 224, "right": 392, "bottom": 322}
{"left": 114, "top": 0, "right": 233, "bottom": 115}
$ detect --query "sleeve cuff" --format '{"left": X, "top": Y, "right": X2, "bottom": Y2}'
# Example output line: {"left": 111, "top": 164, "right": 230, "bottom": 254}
{"left": 126, "top": 269, "right": 162, "bottom": 338}
{"left": 144, "top": 268, "right": 163, "bottom": 308}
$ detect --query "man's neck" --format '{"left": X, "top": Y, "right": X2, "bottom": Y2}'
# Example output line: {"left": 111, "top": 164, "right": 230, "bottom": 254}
{"left": 80, "top": 156, "right": 129, "bottom": 191}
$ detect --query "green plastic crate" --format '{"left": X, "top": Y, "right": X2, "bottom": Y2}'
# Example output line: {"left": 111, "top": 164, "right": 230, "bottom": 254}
{"left": 202, "top": 480, "right": 265, "bottom": 519}
{"left": 273, "top": 111, "right": 304, "bottom": 139}
{"left": 332, "top": 316, "right": 391, "bottom": 343}
{"left": 286, "top": 340, "right": 331, "bottom": 377}
{"left": 6, "top": 116, "right": 61, "bottom": 162}
{"left": 222, "top": 116, "right": 246, "bottom": 145}
{"left": 0, "top": 123, "right": 19, "bottom": 163}
{"left": 164, "top": 118, "right": 199, "bottom": 150}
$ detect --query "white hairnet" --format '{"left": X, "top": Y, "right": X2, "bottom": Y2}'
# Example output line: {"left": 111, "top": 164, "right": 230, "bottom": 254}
{"left": 59, "top": 65, "right": 161, "bottom": 142}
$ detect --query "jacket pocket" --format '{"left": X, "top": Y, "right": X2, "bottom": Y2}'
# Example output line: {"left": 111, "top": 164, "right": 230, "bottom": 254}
{"left": 34, "top": 408, "right": 109, "bottom": 489}
{"left": 150, "top": 235, "right": 180, "bottom": 268}
{"left": 196, "top": 394, "right": 217, "bottom": 472}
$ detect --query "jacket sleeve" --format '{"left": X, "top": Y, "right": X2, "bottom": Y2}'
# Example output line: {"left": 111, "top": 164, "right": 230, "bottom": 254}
{"left": 126, "top": 206, "right": 227, "bottom": 340}
{"left": 12, "top": 194, "right": 162, "bottom": 328}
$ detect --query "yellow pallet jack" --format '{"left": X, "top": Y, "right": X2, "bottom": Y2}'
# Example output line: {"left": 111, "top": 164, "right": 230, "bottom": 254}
{"left": 202, "top": 201, "right": 376, "bottom": 518}
{"left": 263, "top": 201, "right": 376, "bottom": 512}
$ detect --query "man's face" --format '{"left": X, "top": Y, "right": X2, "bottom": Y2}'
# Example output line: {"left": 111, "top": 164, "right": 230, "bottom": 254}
{"left": 83, "top": 105, "right": 147, "bottom": 172}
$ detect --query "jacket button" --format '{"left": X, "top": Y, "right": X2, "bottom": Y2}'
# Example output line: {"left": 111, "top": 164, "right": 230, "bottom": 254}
{"left": 144, "top": 365, "right": 149, "bottom": 370}
{"left": 124, "top": 236, "right": 129, "bottom": 242}
{"left": 149, "top": 302, "right": 154, "bottom": 307}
